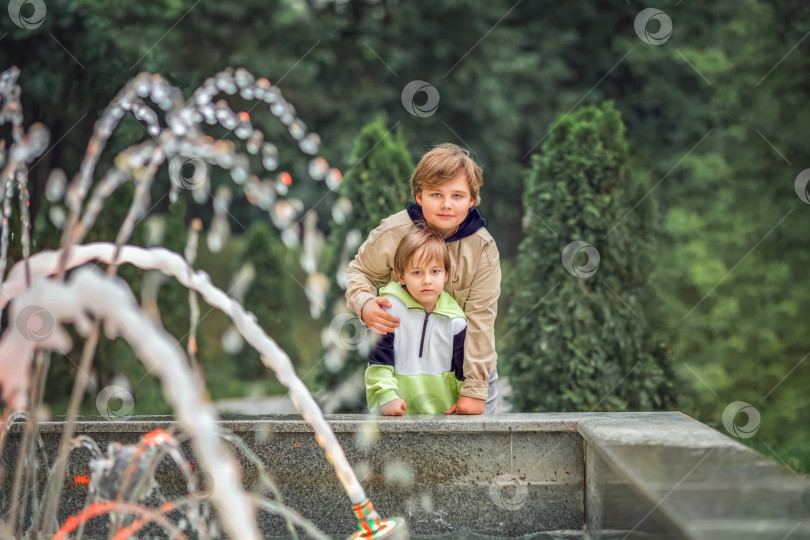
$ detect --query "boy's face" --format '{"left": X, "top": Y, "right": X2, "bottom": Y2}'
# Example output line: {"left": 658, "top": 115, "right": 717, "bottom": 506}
{"left": 398, "top": 251, "right": 449, "bottom": 312}
{"left": 415, "top": 173, "right": 475, "bottom": 238}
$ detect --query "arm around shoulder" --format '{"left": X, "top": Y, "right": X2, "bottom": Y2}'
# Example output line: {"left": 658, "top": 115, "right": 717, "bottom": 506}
{"left": 344, "top": 225, "right": 397, "bottom": 317}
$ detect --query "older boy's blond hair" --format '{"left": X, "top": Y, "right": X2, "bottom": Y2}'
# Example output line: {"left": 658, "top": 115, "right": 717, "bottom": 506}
{"left": 410, "top": 143, "right": 483, "bottom": 207}
{"left": 393, "top": 225, "right": 450, "bottom": 278}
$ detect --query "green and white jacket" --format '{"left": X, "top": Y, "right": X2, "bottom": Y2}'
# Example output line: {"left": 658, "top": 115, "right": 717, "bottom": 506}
{"left": 365, "top": 282, "right": 467, "bottom": 414}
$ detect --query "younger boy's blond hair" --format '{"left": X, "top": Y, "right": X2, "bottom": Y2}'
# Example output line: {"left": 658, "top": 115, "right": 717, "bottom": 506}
{"left": 393, "top": 225, "right": 451, "bottom": 278}
{"left": 410, "top": 143, "right": 483, "bottom": 207}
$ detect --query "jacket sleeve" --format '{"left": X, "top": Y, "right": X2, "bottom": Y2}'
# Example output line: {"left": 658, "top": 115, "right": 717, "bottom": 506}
{"left": 365, "top": 331, "right": 399, "bottom": 411}
{"left": 345, "top": 225, "right": 395, "bottom": 320}
{"left": 459, "top": 242, "right": 501, "bottom": 400}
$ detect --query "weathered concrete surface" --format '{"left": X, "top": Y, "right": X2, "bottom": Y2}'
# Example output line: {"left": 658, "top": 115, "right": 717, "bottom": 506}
{"left": 2, "top": 414, "right": 586, "bottom": 537}
{"left": 3, "top": 412, "right": 808, "bottom": 538}
{"left": 578, "top": 412, "right": 810, "bottom": 540}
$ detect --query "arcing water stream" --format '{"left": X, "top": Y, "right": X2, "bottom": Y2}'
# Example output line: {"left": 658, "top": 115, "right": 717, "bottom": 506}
{"left": 0, "top": 66, "right": 405, "bottom": 538}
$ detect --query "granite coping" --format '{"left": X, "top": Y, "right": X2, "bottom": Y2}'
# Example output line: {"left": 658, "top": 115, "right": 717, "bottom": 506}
{"left": 11, "top": 411, "right": 716, "bottom": 435}
{"left": 576, "top": 412, "right": 740, "bottom": 448}
{"left": 578, "top": 412, "right": 810, "bottom": 539}
{"left": 6, "top": 411, "right": 809, "bottom": 537}
{"left": 11, "top": 412, "right": 592, "bottom": 433}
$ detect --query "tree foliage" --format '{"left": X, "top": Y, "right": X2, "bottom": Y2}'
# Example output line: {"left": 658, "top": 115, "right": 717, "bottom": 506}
{"left": 317, "top": 117, "right": 413, "bottom": 410}
{"left": 501, "top": 103, "right": 677, "bottom": 412}
{"left": 232, "top": 221, "right": 297, "bottom": 378}
{"left": 2, "top": 0, "right": 808, "bottom": 471}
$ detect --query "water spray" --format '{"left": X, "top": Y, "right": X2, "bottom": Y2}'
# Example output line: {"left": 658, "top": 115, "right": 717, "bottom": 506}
{"left": 0, "top": 65, "right": 411, "bottom": 538}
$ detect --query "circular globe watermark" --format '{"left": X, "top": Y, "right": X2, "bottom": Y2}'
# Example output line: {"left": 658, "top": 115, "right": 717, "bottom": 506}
{"left": 401, "top": 80, "right": 440, "bottom": 118}
{"left": 96, "top": 385, "right": 135, "bottom": 421}
{"left": 410, "top": 392, "right": 447, "bottom": 419}
{"left": 249, "top": 234, "right": 287, "bottom": 271}
{"left": 189, "top": 468, "right": 215, "bottom": 502}
{"left": 329, "top": 313, "right": 369, "bottom": 351}
{"left": 169, "top": 153, "right": 207, "bottom": 191}
{"left": 382, "top": 461, "right": 415, "bottom": 487}
{"left": 489, "top": 161, "right": 523, "bottom": 196}
{"left": 561, "top": 241, "right": 600, "bottom": 278}
{"left": 652, "top": 325, "right": 681, "bottom": 354}
{"left": 713, "top": 87, "right": 754, "bottom": 125}
{"left": 15, "top": 305, "right": 55, "bottom": 343}
{"left": 722, "top": 401, "right": 760, "bottom": 439}
{"left": 315, "top": 4, "right": 357, "bottom": 38}
{"left": 8, "top": 0, "right": 46, "bottom": 29}
{"left": 634, "top": 8, "right": 672, "bottom": 46}
{"left": 794, "top": 169, "right": 810, "bottom": 204}
{"left": 489, "top": 473, "right": 528, "bottom": 511}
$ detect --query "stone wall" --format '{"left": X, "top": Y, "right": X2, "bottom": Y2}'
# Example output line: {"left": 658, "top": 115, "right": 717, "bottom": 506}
{"left": 2, "top": 413, "right": 808, "bottom": 538}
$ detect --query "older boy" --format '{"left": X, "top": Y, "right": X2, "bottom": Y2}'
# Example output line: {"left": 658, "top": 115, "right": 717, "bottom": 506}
{"left": 346, "top": 143, "right": 500, "bottom": 414}
{"left": 365, "top": 226, "right": 466, "bottom": 415}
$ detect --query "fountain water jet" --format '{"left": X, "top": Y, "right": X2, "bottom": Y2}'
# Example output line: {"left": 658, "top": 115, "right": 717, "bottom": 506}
{"left": 1, "top": 242, "right": 407, "bottom": 537}
{"left": 1, "top": 266, "right": 262, "bottom": 538}
{"left": 0, "top": 65, "right": 407, "bottom": 538}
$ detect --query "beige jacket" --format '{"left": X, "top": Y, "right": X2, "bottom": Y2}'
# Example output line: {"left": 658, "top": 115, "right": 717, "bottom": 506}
{"left": 345, "top": 210, "right": 501, "bottom": 400}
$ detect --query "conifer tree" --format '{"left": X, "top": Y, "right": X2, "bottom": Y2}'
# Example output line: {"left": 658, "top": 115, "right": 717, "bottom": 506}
{"left": 501, "top": 102, "right": 676, "bottom": 412}
{"left": 232, "top": 221, "right": 297, "bottom": 379}
{"left": 317, "top": 118, "right": 413, "bottom": 410}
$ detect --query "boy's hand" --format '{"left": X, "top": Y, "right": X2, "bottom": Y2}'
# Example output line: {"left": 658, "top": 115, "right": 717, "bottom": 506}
{"left": 380, "top": 398, "right": 407, "bottom": 416}
{"left": 361, "top": 297, "right": 401, "bottom": 335}
{"left": 444, "top": 396, "right": 485, "bottom": 415}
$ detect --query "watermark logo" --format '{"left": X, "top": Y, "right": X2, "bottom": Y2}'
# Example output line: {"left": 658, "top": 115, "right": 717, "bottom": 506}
{"left": 355, "top": 420, "right": 381, "bottom": 452}
{"left": 561, "top": 241, "right": 600, "bottom": 278}
{"left": 490, "top": 161, "right": 523, "bottom": 196}
{"left": 794, "top": 169, "right": 810, "bottom": 204}
{"left": 249, "top": 235, "right": 287, "bottom": 271}
{"left": 652, "top": 325, "right": 681, "bottom": 354}
{"left": 316, "top": 3, "right": 357, "bottom": 38}
{"left": 329, "top": 313, "right": 368, "bottom": 351}
{"left": 634, "top": 8, "right": 672, "bottom": 46}
{"left": 15, "top": 305, "right": 55, "bottom": 343}
{"left": 410, "top": 392, "right": 446, "bottom": 419}
{"left": 169, "top": 153, "right": 208, "bottom": 191}
{"left": 401, "top": 80, "right": 440, "bottom": 118}
{"left": 96, "top": 385, "right": 135, "bottom": 421}
{"left": 722, "top": 401, "right": 760, "bottom": 439}
{"left": 382, "top": 461, "right": 415, "bottom": 487}
{"left": 8, "top": 0, "right": 46, "bottom": 29}
{"left": 713, "top": 87, "right": 754, "bottom": 125}
{"left": 189, "top": 467, "right": 215, "bottom": 502}
{"left": 489, "top": 473, "right": 528, "bottom": 511}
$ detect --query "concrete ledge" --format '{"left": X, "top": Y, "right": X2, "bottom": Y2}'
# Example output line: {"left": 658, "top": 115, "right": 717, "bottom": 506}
{"left": 2, "top": 413, "right": 586, "bottom": 537}
{"left": 14, "top": 412, "right": 586, "bottom": 434}
{"left": 578, "top": 412, "right": 810, "bottom": 539}
{"left": 3, "top": 412, "right": 808, "bottom": 538}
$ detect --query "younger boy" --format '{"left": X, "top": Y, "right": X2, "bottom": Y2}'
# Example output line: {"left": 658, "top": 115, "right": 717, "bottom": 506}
{"left": 346, "top": 143, "right": 500, "bottom": 414}
{"left": 365, "top": 226, "right": 466, "bottom": 415}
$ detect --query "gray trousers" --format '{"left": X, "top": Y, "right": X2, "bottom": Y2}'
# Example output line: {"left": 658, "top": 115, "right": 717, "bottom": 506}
{"left": 484, "top": 368, "right": 499, "bottom": 414}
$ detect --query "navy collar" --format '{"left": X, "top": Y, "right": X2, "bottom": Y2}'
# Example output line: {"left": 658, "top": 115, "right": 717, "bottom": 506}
{"left": 406, "top": 202, "right": 487, "bottom": 242}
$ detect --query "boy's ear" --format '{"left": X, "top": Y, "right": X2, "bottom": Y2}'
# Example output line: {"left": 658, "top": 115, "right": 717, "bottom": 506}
{"left": 415, "top": 191, "right": 423, "bottom": 206}
{"left": 398, "top": 274, "right": 406, "bottom": 285}
{"left": 467, "top": 196, "right": 475, "bottom": 209}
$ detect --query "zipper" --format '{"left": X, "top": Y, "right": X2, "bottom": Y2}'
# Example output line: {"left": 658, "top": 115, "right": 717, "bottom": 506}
{"left": 418, "top": 312, "right": 430, "bottom": 358}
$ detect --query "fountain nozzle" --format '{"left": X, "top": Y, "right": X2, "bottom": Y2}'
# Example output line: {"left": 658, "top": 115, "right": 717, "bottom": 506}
{"left": 349, "top": 499, "right": 408, "bottom": 539}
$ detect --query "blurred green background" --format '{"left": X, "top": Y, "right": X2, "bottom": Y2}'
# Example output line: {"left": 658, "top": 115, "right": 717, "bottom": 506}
{"left": 1, "top": 0, "right": 808, "bottom": 474}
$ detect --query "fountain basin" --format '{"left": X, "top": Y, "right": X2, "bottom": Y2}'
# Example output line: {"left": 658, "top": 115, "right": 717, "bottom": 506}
{"left": 3, "top": 412, "right": 809, "bottom": 538}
